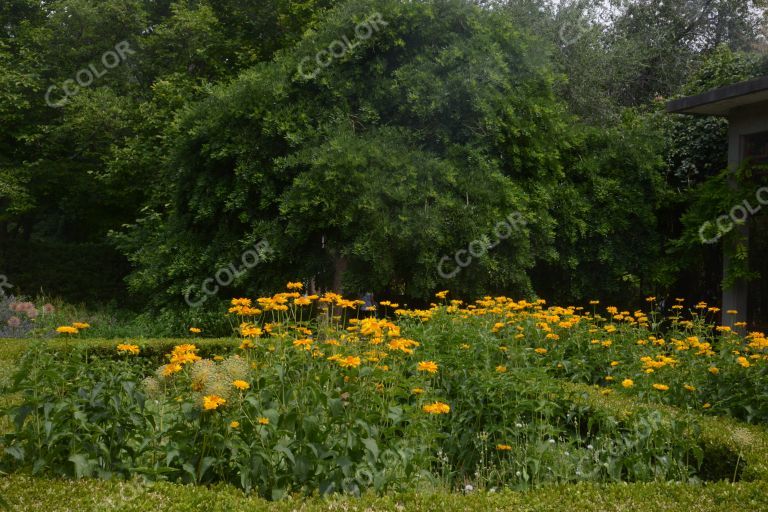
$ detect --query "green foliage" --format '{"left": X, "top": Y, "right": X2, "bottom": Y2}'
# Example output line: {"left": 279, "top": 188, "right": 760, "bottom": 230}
{"left": 539, "top": 113, "right": 671, "bottom": 303}
{"left": 673, "top": 165, "right": 768, "bottom": 288}
{"left": 114, "top": 0, "right": 675, "bottom": 308}
{"left": 2, "top": 285, "right": 768, "bottom": 502}
{"left": 0, "top": 0, "right": 338, "bottom": 304}
{"left": 662, "top": 46, "right": 768, "bottom": 294}
{"left": 0, "top": 297, "right": 755, "bottom": 497}
{"left": 2, "top": 0, "right": 767, "bottom": 313}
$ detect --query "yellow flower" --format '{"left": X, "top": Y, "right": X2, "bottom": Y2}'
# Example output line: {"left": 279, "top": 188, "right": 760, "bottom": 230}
{"left": 703, "top": 403, "right": 712, "bottom": 409}
{"left": 239, "top": 323, "right": 263, "bottom": 338}
{"left": 534, "top": 348, "right": 547, "bottom": 355}
{"left": 294, "top": 297, "right": 312, "bottom": 306}
{"left": 652, "top": 383, "right": 669, "bottom": 391}
{"left": 422, "top": 401, "right": 450, "bottom": 414}
{"left": 496, "top": 444, "right": 512, "bottom": 451}
{"left": 169, "top": 344, "right": 201, "bottom": 367}
{"left": 621, "top": 379, "right": 634, "bottom": 388}
{"left": 72, "top": 322, "right": 90, "bottom": 329}
{"left": 233, "top": 380, "right": 250, "bottom": 391}
{"left": 258, "top": 417, "right": 270, "bottom": 425}
{"left": 230, "top": 421, "right": 240, "bottom": 429}
{"left": 203, "top": 395, "right": 226, "bottom": 411}
{"left": 435, "top": 290, "right": 449, "bottom": 299}
{"left": 460, "top": 343, "right": 471, "bottom": 349}
{"left": 162, "top": 363, "right": 183, "bottom": 377}
{"left": 286, "top": 281, "right": 303, "bottom": 290}
{"left": 683, "top": 384, "right": 696, "bottom": 392}
{"left": 293, "top": 338, "right": 313, "bottom": 350}
{"left": 56, "top": 326, "right": 79, "bottom": 334}
{"left": 387, "top": 338, "right": 420, "bottom": 354}
{"left": 737, "top": 356, "right": 751, "bottom": 368}
{"left": 417, "top": 361, "right": 439, "bottom": 374}
{"left": 116, "top": 344, "right": 140, "bottom": 356}
{"left": 605, "top": 376, "right": 614, "bottom": 381}
{"left": 411, "top": 387, "right": 424, "bottom": 395}
{"left": 610, "top": 361, "right": 620, "bottom": 367}
{"left": 589, "top": 300, "right": 600, "bottom": 305}
{"left": 189, "top": 327, "right": 201, "bottom": 334}
{"left": 496, "top": 365, "right": 507, "bottom": 373}
{"left": 708, "top": 367, "right": 719, "bottom": 375}
{"left": 337, "top": 356, "right": 362, "bottom": 369}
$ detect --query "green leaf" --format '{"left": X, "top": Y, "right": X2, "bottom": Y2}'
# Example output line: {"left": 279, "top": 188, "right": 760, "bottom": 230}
{"left": 68, "top": 454, "right": 93, "bottom": 478}
{"left": 362, "top": 438, "right": 379, "bottom": 462}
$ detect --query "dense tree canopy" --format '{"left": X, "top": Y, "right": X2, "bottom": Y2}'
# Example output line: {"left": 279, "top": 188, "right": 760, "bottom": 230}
{"left": 1, "top": 0, "right": 767, "bottom": 311}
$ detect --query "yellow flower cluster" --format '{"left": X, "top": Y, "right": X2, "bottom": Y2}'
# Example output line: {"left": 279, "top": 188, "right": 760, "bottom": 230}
{"left": 422, "top": 401, "right": 450, "bottom": 414}
{"left": 326, "top": 354, "right": 362, "bottom": 369}
{"left": 116, "top": 343, "right": 140, "bottom": 355}
{"left": 417, "top": 361, "right": 438, "bottom": 374}
{"left": 640, "top": 355, "right": 678, "bottom": 373}
{"left": 56, "top": 322, "right": 90, "bottom": 334}
{"left": 203, "top": 395, "right": 226, "bottom": 411}
{"left": 387, "top": 338, "right": 420, "bottom": 354}
{"left": 162, "top": 344, "right": 201, "bottom": 376}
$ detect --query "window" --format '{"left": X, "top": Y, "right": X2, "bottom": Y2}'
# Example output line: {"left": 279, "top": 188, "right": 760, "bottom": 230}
{"left": 744, "top": 130, "right": 768, "bottom": 165}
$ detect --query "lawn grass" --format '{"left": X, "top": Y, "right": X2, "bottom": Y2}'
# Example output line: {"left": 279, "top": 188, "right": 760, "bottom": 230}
{"left": 1, "top": 475, "right": 767, "bottom": 511}
{"left": 2, "top": 339, "right": 768, "bottom": 511}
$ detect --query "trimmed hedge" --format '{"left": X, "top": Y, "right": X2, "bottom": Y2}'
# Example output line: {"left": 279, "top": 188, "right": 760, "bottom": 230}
{"left": 564, "top": 383, "right": 768, "bottom": 482}
{"left": 0, "top": 476, "right": 767, "bottom": 511}
{"left": 0, "top": 338, "right": 237, "bottom": 363}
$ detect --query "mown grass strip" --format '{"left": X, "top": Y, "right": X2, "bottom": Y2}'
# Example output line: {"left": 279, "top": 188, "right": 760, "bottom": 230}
{"left": 1, "top": 475, "right": 767, "bottom": 512}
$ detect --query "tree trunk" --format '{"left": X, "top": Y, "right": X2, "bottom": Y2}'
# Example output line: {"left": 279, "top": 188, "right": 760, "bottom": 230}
{"left": 332, "top": 256, "right": 348, "bottom": 294}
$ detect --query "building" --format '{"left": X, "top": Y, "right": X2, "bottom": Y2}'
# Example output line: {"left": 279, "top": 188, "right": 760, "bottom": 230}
{"left": 667, "top": 76, "right": 768, "bottom": 329}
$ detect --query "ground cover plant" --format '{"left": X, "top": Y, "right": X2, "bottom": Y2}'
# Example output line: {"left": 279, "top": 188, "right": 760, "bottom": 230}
{"left": 1, "top": 285, "right": 767, "bottom": 502}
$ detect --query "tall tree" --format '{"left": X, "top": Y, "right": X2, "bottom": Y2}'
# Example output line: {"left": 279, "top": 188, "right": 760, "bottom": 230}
{"left": 115, "top": 0, "right": 573, "bottom": 305}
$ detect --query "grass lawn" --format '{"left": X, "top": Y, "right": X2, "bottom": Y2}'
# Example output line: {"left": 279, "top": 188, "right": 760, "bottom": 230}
{"left": 1, "top": 475, "right": 768, "bottom": 511}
